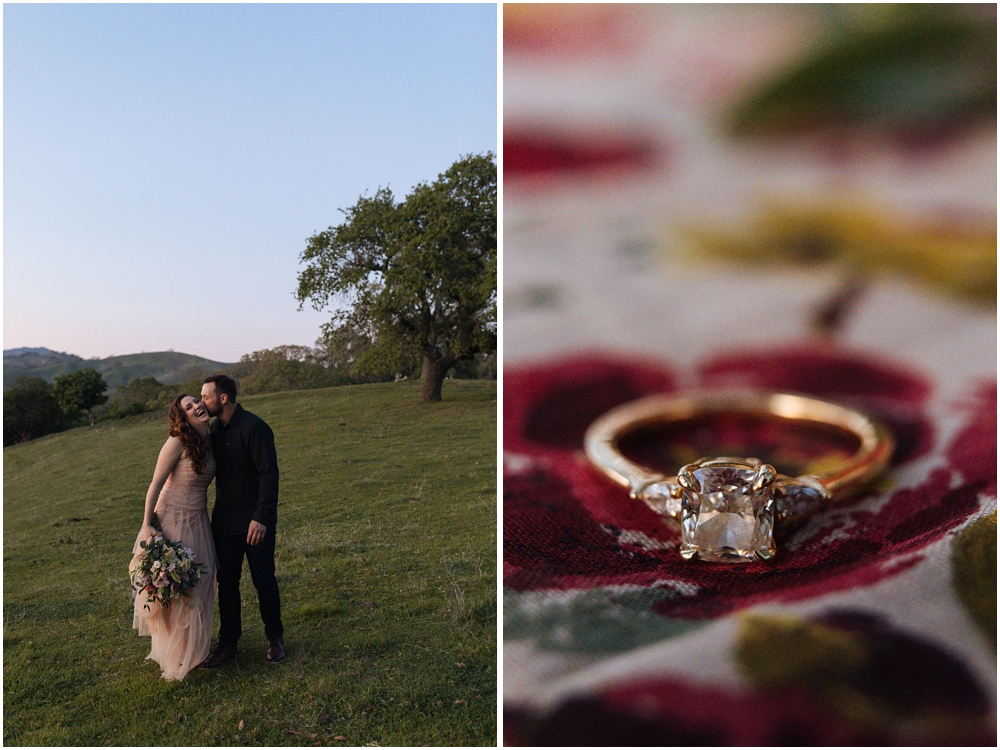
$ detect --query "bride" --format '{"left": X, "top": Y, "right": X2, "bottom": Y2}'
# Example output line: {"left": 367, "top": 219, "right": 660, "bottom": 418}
{"left": 130, "top": 394, "right": 218, "bottom": 680}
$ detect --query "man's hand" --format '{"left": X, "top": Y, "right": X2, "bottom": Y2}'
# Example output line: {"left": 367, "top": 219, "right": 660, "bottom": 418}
{"left": 247, "top": 520, "right": 267, "bottom": 546}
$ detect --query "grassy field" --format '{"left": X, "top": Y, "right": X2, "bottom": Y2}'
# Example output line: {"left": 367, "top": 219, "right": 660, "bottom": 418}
{"left": 3, "top": 380, "right": 497, "bottom": 746}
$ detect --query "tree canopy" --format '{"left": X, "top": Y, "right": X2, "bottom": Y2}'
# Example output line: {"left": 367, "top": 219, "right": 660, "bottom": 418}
{"left": 4, "top": 376, "right": 65, "bottom": 445}
{"left": 52, "top": 368, "right": 108, "bottom": 426}
{"left": 296, "top": 153, "right": 497, "bottom": 402}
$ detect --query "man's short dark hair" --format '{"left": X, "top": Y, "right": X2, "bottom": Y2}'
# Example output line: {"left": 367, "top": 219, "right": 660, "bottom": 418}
{"left": 204, "top": 374, "right": 237, "bottom": 402}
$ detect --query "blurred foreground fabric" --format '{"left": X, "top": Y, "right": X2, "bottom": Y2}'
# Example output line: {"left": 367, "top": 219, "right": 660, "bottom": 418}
{"left": 503, "top": 5, "right": 996, "bottom": 745}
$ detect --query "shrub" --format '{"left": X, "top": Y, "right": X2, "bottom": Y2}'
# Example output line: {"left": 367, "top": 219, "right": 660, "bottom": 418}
{"left": 448, "top": 352, "right": 496, "bottom": 380}
{"left": 107, "top": 402, "right": 149, "bottom": 419}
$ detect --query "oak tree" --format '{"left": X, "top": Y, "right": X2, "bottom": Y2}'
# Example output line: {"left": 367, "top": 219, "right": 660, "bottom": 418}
{"left": 53, "top": 368, "right": 108, "bottom": 426}
{"left": 296, "top": 153, "right": 496, "bottom": 402}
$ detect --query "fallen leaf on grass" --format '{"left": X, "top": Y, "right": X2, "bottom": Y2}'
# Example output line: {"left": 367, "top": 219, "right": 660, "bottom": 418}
{"left": 454, "top": 699, "right": 467, "bottom": 705}
{"left": 288, "top": 729, "right": 302, "bottom": 735}
{"left": 473, "top": 695, "right": 481, "bottom": 700}
{"left": 238, "top": 720, "right": 244, "bottom": 731}
{"left": 455, "top": 662, "right": 466, "bottom": 668}
{"left": 309, "top": 734, "right": 317, "bottom": 739}
{"left": 333, "top": 736, "right": 347, "bottom": 741}
{"left": 318, "top": 714, "right": 331, "bottom": 724}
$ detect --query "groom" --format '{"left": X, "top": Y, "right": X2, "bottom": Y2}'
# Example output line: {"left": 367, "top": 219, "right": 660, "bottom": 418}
{"left": 199, "top": 374, "right": 285, "bottom": 666}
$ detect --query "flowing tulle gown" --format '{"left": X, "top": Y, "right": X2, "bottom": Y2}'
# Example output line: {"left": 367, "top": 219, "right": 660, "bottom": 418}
{"left": 130, "top": 453, "right": 218, "bottom": 681}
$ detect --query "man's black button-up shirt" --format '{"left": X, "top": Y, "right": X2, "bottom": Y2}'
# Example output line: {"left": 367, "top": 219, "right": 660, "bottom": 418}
{"left": 210, "top": 404, "right": 279, "bottom": 536}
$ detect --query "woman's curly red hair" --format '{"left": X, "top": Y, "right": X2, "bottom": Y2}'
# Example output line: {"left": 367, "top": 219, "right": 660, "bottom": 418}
{"left": 167, "top": 395, "right": 210, "bottom": 474}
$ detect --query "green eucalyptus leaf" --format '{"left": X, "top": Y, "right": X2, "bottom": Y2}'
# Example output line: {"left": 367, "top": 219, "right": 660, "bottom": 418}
{"left": 952, "top": 513, "right": 997, "bottom": 651}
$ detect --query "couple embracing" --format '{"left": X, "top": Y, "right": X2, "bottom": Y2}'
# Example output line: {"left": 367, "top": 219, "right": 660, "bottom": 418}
{"left": 129, "top": 374, "right": 284, "bottom": 681}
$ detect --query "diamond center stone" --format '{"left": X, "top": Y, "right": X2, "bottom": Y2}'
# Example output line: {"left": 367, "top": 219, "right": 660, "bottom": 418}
{"left": 679, "top": 461, "right": 775, "bottom": 563}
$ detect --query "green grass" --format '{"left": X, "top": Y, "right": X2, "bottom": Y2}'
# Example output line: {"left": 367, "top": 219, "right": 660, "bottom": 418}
{"left": 3, "top": 380, "right": 497, "bottom": 746}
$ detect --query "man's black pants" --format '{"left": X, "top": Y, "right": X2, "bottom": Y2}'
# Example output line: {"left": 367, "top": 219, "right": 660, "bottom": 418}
{"left": 215, "top": 525, "right": 283, "bottom": 646}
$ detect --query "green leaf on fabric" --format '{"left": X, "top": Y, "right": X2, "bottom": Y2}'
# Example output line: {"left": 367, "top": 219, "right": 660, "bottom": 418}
{"left": 728, "top": 6, "right": 996, "bottom": 138}
{"left": 951, "top": 512, "right": 997, "bottom": 652}
{"left": 735, "top": 614, "right": 867, "bottom": 688}
{"left": 503, "top": 586, "right": 704, "bottom": 654}
{"left": 679, "top": 203, "right": 997, "bottom": 305}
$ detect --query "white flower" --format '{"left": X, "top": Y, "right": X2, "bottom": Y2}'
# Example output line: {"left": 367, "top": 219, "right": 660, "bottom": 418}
{"left": 151, "top": 561, "right": 161, "bottom": 570}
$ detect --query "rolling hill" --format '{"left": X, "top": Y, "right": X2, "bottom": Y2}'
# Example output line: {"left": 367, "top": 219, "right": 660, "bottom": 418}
{"left": 3, "top": 349, "right": 236, "bottom": 390}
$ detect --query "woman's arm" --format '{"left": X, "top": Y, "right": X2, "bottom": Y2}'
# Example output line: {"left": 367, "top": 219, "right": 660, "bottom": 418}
{"left": 139, "top": 437, "right": 184, "bottom": 541}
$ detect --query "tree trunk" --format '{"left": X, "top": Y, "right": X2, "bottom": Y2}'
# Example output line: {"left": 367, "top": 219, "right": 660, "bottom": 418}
{"left": 420, "top": 355, "right": 451, "bottom": 403}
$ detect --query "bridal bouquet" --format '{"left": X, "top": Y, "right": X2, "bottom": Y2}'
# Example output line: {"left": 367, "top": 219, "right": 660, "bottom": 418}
{"left": 131, "top": 536, "right": 204, "bottom": 610}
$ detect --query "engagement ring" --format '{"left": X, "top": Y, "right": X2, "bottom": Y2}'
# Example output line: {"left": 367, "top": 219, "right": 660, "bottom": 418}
{"left": 584, "top": 392, "right": 894, "bottom": 563}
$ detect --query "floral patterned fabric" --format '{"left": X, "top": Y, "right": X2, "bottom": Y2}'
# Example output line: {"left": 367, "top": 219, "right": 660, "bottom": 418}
{"left": 503, "top": 350, "right": 996, "bottom": 745}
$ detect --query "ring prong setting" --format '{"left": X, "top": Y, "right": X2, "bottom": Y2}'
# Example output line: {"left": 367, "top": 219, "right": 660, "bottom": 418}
{"left": 752, "top": 464, "right": 777, "bottom": 492}
{"left": 677, "top": 467, "right": 699, "bottom": 492}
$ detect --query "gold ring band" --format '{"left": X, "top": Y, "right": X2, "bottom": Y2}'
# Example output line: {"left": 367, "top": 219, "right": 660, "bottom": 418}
{"left": 584, "top": 392, "right": 894, "bottom": 563}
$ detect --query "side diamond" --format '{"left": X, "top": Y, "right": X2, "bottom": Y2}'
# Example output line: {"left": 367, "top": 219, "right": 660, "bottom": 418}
{"left": 638, "top": 481, "right": 682, "bottom": 517}
{"left": 774, "top": 479, "right": 827, "bottom": 521}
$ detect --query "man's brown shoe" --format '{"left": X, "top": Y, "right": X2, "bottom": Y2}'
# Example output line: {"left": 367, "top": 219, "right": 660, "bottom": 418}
{"left": 266, "top": 637, "right": 285, "bottom": 663}
{"left": 200, "top": 642, "right": 239, "bottom": 668}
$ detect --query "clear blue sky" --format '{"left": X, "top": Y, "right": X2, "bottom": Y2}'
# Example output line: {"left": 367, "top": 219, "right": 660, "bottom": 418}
{"left": 4, "top": 3, "right": 497, "bottom": 363}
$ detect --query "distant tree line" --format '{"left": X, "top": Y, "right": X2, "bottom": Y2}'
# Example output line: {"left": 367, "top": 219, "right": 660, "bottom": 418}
{"left": 4, "top": 369, "right": 109, "bottom": 445}
{"left": 3, "top": 336, "right": 495, "bottom": 446}
{"left": 232, "top": 331, "right": 495, "bottom": 395}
